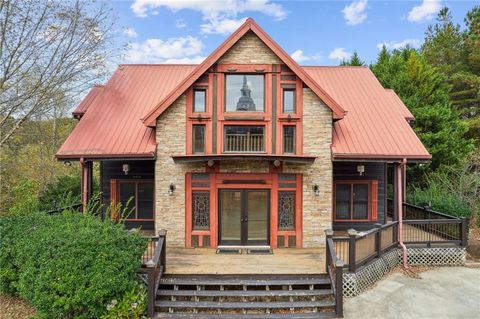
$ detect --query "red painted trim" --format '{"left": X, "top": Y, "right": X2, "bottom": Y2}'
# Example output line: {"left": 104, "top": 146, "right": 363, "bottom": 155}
{"left": 142, "top": 18, "right": 345, "bottom": 126}
{"left": 333, "top": 180, "right": 378, "bottom": 222}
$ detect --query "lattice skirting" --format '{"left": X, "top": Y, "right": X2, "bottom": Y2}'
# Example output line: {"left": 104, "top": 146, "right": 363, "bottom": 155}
{"left": 343, "top": 247, "right": 466, "bottom": 298}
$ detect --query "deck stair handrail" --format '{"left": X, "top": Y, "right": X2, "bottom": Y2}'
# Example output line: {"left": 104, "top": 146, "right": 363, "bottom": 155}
{"left": 325, "top": 230, "right": 344, "bottom": 318}
{"left": 139, "top": 230, "right": 167, "bottom": 318}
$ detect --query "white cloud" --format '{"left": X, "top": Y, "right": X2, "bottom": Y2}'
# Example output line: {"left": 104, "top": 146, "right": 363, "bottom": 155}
{"left": 342, "top": 0, "right": 368, "bottom": 26}
{"left": 407, "top": 0, "right": 441, "bottom": 23}
{"left": 123, "top": 27, "right": 138, "bottom": 38}
{"left": 376, "top": 39, "right": 421, "bottom": 50}
{"left": 328, "top": 48, "right": 352, "bottom": 61}
{"left": 124, "top": 36, "right": 205, "bottom": 64}
{"left": 290, "top": 49, "right": 321, "bottom": 64}
{"left": 131, "top": 0, "right": 286, "bottom": 35}
{"left": 176, "top": 19, "right": 187, "bottom": 28}
{"left": 201, "top": 17, "right": 247, "bottom": 35}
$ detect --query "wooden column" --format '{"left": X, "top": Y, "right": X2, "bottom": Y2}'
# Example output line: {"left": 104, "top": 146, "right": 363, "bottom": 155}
{"left": 80, "top": 159, "right": 93, "bottom": 212}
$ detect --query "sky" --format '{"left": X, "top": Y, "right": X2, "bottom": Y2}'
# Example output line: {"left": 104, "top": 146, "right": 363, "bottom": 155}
{"left": 110, "top": 0, "right": 477, "bottom": 66}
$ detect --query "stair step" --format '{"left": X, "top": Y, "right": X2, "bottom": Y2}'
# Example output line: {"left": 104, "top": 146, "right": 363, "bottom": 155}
{"left": 155, "top": 300, "right": 335, "bottom": 309}
{"left": 154, "top": 312, "right": 337, "bottom": 319}
{"left": 158, "top": 289, "right": 333, "bottom": 297}
{"left": 159, "top": 275, "right": 330, "bottom": 286}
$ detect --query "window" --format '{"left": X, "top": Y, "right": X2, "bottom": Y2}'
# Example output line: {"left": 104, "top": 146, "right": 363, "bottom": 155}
{"left": 118, "top": 181, "right": 154, "bottom": 220}
{"left": 224, "top": 125, "right": 264, "bottom": 152}
{"left": 192, "top": 191, "right": 210, "bottom": 230}
{"left": 278, "top": 191, "right": 295, "bottom": 230}
{"left": 225, "top": 74, "right": 264, "bottom": 112}
{"left": 193, "top": 125, "right": 205, "bottom": 153}
{"left": 283, "top": 126, "right": 295, "bottom": 154}
{"left": 283, "top": 89, "right": 295, "bottom": 113}
{"left": 334, "top": 182, "right": 370, "bottom": 220}
{"left": 193, "top": 89, "right": 206, "bottom": 113}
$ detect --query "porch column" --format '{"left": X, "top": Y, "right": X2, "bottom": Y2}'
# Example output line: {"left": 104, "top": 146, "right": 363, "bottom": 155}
{"left": 80, "top": 159, "right": 93, "bottom": 211}
{"left": 392, "top": 163, "right": 399, "bottom": 221}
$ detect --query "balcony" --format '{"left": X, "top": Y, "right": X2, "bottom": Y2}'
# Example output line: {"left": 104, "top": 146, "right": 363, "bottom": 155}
{"left": 224, "top": 125, "right": 264, "bottom": 153}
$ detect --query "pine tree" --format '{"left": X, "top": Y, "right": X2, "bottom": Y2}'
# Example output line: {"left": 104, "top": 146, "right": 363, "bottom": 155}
{"left": 371, "top": 48, "right": 473, "bottom": 172}
{"left": 339, "top": 51, "right": 365, "bottom": 66}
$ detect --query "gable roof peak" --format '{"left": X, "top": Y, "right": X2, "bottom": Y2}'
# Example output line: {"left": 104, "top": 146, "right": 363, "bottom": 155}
{"left": 142, "top": 18, "right": 346, "bottom": 126}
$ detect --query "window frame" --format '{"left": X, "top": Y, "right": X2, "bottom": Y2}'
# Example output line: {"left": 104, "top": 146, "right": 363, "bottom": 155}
{"left": 114, "top": 179, "right": 154, "bottom": 221}
{"left": 282, "top": 88, "right": 296, "bottom": 114}
{"left": 224, "top": 74, "right": 266, "bottom": 113}
{"left": 282, "top": 125, "right": 296, "bottom": 154}
{"left": 193, "top": 89, "right": 207, "bottom": 113}
{"left": 192, "top": 124, "right": 206, "bottom": 154}
{"left": 333, "top": 180, "right": 378, "bottom": 222}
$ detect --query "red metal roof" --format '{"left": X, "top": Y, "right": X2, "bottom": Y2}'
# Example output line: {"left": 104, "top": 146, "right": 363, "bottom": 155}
{"left": 72, "top": 85, "right": 103, "bottom": 119}
{"left": 56, "top": 64, "right": 196, "bottom": 159}
{"left": 142, "top": 18, "right": 346, "bottom": 126}
{"left": 303, "top": 66, "right": 430, "bottom": 160}
{"left": 384, "top": 89, "right": 415, "bottom": 121}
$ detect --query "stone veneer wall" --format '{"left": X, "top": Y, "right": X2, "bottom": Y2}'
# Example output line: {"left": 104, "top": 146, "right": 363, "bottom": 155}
{"left": 155, "top": 31, "right": 333, "bottom": 248}
{"left": 283, "top": 88, "right": 333, "bottom": 247}
{"left": 155, "top": 94, "right": 204, "bottom": 246}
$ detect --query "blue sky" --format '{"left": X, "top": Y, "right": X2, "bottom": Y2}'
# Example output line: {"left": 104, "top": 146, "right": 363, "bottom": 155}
{"left": 111, "top": 0, "right": 476, "bottom": 66}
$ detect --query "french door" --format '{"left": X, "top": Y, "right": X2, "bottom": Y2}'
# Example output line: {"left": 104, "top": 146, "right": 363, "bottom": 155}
{"left": 219, "top": 190, "right": 269, "bottom": 246}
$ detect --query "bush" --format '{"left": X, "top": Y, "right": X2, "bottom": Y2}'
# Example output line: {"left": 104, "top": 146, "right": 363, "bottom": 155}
{"left": 38, "top": 175, "right": 82, "bottom": 211}
{"left": 0, "top": 211, "right": 146, "bottom": 318}
{"left": 8, "top": 180, "right": 40, "bottom": 215}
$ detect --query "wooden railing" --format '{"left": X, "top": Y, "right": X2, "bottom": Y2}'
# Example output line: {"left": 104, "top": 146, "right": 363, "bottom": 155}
{"left": 325, "top": 230, "right": 344, "bottom": 318}
{"left": 139, "top": 230, "right": 167, "bottom": 318}
{"left": 45, "top": 203, "right": 83, "bottom": 214}
{"left": 224, "top": 133, "right": 264, "bottom": 152}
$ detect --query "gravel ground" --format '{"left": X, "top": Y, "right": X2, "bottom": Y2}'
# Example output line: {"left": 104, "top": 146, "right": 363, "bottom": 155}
{"left": 344, "top": 267, "right": 480, "bottom": 319}
{"left": 0, "top": 294, "right": 36, "bottom": 319}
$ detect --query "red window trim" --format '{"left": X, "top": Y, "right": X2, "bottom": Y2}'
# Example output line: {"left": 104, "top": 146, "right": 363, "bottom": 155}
{"left": 185, "top": 172, "right": 303, "bottom": 248}
{"left": 333, "top": 180, "right": 378, "bottom": 222}
{"left": 110, "top": 179, "right": 155, "bottom": 222}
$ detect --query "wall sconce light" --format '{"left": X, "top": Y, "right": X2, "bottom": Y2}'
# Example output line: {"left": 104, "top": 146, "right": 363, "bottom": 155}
{"left": 357, "top": 164, "right": 365, "bottom": 176}
{"left": 168, "top": 183, "right": 175, "bottom": 196}
{"left": 273, "top": 160, "right": 281, "bottom": 167}
{"left": 122, "top": 164, "right": 130, "bottom": 175}
{"left": 313, "top": 184, "right": 320, "bottom": 196}
{"left": 207, "top": 160, "right": 215, "bottom": 167}
{"left": 63, "top": 160, "right": 72, "bottom": 167}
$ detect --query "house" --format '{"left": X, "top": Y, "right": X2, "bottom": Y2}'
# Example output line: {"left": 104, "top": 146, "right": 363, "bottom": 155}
{"left": 57, "top": 19, "right": 463, "bottom": 318}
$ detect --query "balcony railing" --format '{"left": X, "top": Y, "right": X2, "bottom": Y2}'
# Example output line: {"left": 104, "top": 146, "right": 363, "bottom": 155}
{"left": 224, "top": 133, "right": 264, "bottom": 153}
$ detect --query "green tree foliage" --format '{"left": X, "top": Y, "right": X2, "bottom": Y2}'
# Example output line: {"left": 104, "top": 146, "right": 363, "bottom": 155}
{"left": 7, "top": 180, "right": 40, "bottom": 215}
{"left": 0, "top": 211, "right": 146, "bottom": 318}
{"left": 340, "top": 50, "right": 365, "bottom": 66}
{"left": 38, "top": 175, "right": 82, "bottom": 211}
{"left": 423, "top": 6, "right": 480, "bottom": 143}
{"left": 371, "top": 47, "right": 473, "bottom": 172}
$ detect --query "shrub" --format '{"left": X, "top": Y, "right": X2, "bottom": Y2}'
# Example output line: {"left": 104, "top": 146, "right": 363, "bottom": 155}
{"left": 38, "top": 175, "right": 82, "bottom": 211}
{"left": 100, "top": 284, "right": 146, "bottom": 319}
{"left": 0, "top": 211, "right": 146, "bottom": 319}
{"left": 8, "top": 180, "right": 40, "bottom": 215}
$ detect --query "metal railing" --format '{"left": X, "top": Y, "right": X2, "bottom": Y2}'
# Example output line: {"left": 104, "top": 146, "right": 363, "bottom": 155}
{"left": 45, "top": 203, "right": 83, "bottom": 214}
{"left": 139, "top": 230, "right": 167, "bottom": 318}
{"left": 224, "top": 133, "right": 264, "bottom": 152}
{"left": 325, "top": 230, "right": 344, "bottom": 318}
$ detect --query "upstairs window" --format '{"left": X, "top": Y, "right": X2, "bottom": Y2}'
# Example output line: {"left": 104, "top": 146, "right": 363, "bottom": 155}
{"left": 283, "top": 126, "right": 296, "bottom": 154}
{"left": 283, "top": 89, "right": 295, "bottom": 113}
{"left": 193, "top": 125, "right": 205, "bottom": 153}
{"left": 225, "top": 75, "right": 264, "bottom": 112}
{"left": 193, "top": 89, "right": 206, "bottom": 113}
{"left": 224, "top": 125, "right": 265, "bottom": 153}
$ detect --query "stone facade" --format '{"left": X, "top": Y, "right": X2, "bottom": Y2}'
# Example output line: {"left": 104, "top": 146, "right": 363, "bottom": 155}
{"left": 155, "top": 94, "right": 203, "bottom": 246}
{"left": 283, "top": 88, "right": 332, "bottom": 247}
{"left": 155, "top": 31, "right": 333, "bottom": 248}
{"left": 217, "top": 31, "right": 282, "bottom": 65}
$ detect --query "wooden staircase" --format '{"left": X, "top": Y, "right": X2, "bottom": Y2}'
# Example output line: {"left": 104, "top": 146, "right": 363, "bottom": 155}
{"left": 153, "top": 274, "right": 338, "bottom": 319}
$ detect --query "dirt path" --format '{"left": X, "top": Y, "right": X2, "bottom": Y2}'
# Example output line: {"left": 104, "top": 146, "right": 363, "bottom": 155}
{"left": 0, "top": 294, "right": 36, "bottom": 319}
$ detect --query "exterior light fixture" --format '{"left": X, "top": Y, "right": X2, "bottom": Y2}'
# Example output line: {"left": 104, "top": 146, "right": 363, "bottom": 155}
{"left": 273, "top": 160, "right": 281, "bottom": 167}
{"left": 63, "top": 160, "right": 72, "bottom": 166}
{"left": 313, "top": 184, "right": 320, "bottom": 196}
{"left": 357, "top": 164, "right": 365, "bottom": 176}
{"left": 168, "top": 183, "right": 175, "bottom": 196}
{"left": 122, "top": 164, "right": 130, "bottom": 175}
{"left": 207, "top": 160, "right": 215, "bottom": 167}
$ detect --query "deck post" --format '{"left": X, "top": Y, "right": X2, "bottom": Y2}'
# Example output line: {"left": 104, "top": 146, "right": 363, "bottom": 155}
{"left": 159, "top": 229, "right": 167, "bottom": 272}
{"left": 325, "top": 229, "right": 333, "bottom": 271}
{"left": 80, "top": 159, "right": 93, "bottom": 212}
{"left": 146, "top": 267, "right": 155, "bottom": 318}
{"left": 375, "top": 223, "right": 382, "bottom": 257}
{"left": 347, "top": 229, "right": 357, "bottom": 272}
{"left": 460, "top": 218, "right": 468, "bottom": 247}
{"left": 335, "top": 260, "right": 344, "bottom": 318}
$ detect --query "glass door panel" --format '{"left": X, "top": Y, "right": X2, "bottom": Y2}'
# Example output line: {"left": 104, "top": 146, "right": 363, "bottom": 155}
{"left": 220, "top": 190, "right": 242, "bottom": 245}
{"left": 246, "top": 191, "right": 269, "bottom": 245}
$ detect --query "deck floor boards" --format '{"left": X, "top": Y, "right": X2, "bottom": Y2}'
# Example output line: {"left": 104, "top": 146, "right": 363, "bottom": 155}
{"left": 165, "top": 248, "right": 326, "bottom": 275}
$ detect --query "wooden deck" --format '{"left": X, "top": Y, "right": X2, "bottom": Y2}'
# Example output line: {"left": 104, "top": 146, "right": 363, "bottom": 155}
{"left": 165, "top": 247, "right": 326, "bottom": 275}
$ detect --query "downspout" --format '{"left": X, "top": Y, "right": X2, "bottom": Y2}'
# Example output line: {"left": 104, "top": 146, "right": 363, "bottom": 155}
{"left": 397, "top": 159, "right": 408, "bottom": 269}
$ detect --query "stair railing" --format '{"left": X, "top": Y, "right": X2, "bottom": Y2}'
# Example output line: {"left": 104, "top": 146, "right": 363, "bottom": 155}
{"left": 140, "top": 230, "right": 167, "bottom": 318}
{"left": 325, "top": 230, "right": 344, "bottom": 318}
